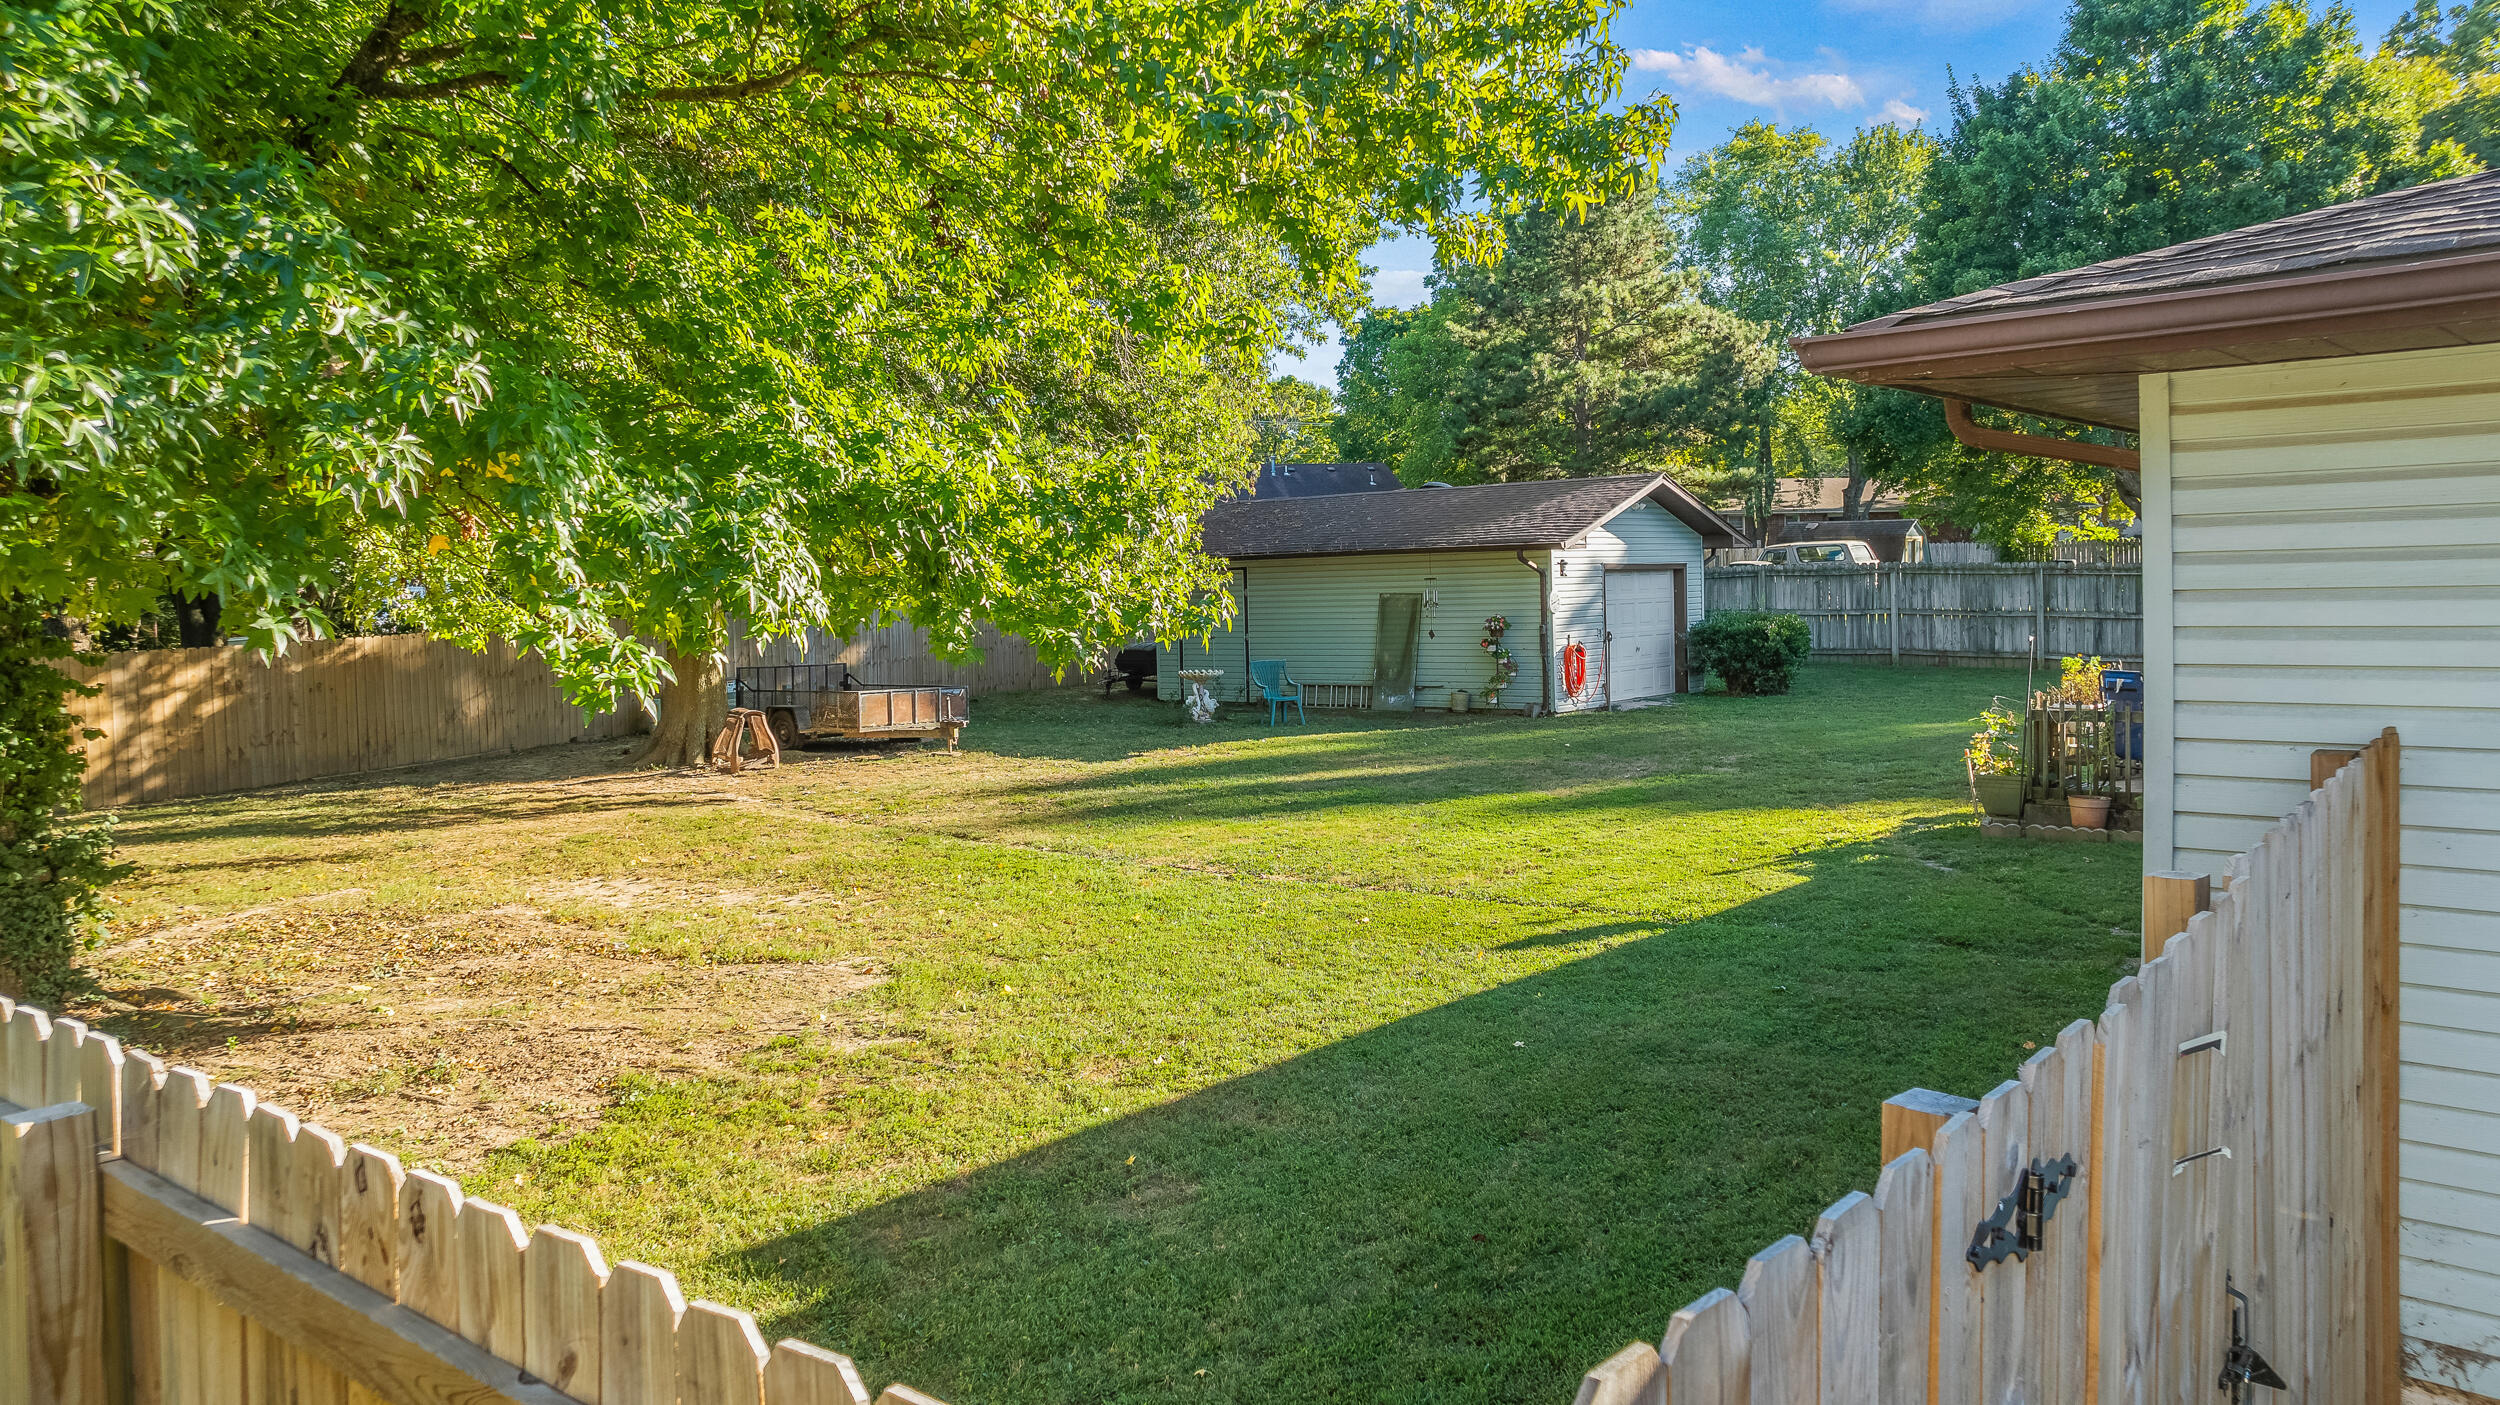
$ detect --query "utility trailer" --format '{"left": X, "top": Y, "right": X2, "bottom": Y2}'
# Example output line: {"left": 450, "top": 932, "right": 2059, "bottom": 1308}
{"left": 732, "top": 665, "right": 968, "bottom": 751}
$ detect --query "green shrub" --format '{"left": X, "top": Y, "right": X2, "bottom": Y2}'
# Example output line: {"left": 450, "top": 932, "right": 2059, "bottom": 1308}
{"left": 0, "top": 598, "right": 127, "bottom": 1003}
{"left": 1689, "top": 610, "right": 1812, "bottom": 696}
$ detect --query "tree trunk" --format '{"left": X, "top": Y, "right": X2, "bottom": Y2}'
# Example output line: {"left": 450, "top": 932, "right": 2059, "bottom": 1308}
{"left": 172, "top": 592, "right": 222, "bottom": 647}
{"left": 631, "top": 642, "right": 727, "bottom": 769}
{"left": 1840, "top": 446, "right": 1870, "bottom": 520}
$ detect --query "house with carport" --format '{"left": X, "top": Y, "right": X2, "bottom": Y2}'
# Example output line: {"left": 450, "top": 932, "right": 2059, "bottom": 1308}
{"left": 1797, "top": 167, "right": 2500, "bottom": 1403}
{"left": 1159, "top": 474, "right": 1736, "bottom": 715}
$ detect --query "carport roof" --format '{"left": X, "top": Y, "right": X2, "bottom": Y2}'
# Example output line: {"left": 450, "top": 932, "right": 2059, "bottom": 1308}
{"left": 1792, "top": 169, "right": 2500, "bottom": 432}
{"left": 1201, "top": 473, "right": 1737, "bottom": 559}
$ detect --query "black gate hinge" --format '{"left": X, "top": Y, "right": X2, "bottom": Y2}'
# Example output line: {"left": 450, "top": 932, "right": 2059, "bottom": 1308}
{"left": 1966, "top": 1153, "right": 2078, "bottom": 1269}
{"left": 2219, "top": 1276, "right": 2288, "bottom": 1401}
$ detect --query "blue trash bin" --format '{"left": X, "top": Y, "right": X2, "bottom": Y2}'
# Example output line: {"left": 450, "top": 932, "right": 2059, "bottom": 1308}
{"left": 2101, "top": 669, "right": 2145, "bottom": 759}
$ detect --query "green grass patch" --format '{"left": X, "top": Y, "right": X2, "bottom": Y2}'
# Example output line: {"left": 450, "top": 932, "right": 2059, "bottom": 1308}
{"left": 103, "top": 664, "right": 2134, "bottom": 1404}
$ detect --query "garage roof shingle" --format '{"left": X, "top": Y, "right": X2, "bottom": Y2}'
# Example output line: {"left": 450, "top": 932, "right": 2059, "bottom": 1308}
{"left": 1201, "top": 474, "right": 1734, "bottom": 558}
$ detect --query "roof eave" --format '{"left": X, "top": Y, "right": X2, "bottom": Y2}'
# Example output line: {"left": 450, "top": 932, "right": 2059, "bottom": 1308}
{"left": 1793, "top": 247, "right": 2500, "bottom": 429}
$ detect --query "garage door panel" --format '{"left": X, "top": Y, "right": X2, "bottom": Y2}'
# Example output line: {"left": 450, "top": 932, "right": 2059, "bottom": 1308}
{"left": 1605, "top": 570, "right": 1681, "bottom": 703}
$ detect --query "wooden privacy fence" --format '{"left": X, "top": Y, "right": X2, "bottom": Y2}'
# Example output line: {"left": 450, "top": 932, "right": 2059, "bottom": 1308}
{"left": 1571, "top": 731, "right": 2402, "bottom": 1405}
{"left": 67, "top": 622, "right": 1083, "bottom": 809}
{"left": 60, "top": 636, "right": 632, "bottom": 810}
{"left": 1707, "top": 565, "right": 2140, "bottom": 666}
{"left": 0, "top": 1000, "right": 951, "bottom": 1405}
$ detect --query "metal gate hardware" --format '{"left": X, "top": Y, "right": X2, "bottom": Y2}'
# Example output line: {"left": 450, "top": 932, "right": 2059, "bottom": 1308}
{"left": 1965, "top": 1153, "right": 2079, "bottom": 1269}
{"left": 2218, "top": 1276, "right": 2287, "bottom": 1402}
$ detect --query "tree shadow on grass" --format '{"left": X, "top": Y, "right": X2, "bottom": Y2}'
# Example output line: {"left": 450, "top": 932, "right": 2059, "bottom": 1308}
{"left": 720, "top": 828, "right": 2133, "bottom": 1405}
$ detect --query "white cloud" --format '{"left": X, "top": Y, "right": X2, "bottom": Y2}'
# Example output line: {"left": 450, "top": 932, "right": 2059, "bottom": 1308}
{"left": 1879, "top": 99, "right": 1930, "bottom": 125}
{"left": 1370, "top": 268, "right": 1432, "bottom": 310}
{"left": 1629, "top": 45, "right": 1864, "bottom": 111}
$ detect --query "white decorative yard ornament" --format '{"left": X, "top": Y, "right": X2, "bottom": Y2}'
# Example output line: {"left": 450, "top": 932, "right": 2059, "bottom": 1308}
{"left": 1177, "top": 668, "right": 1225, "bottom": 724}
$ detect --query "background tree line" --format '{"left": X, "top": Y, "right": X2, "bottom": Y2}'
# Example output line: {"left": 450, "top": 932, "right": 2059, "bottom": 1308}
{"left": 1325, "top": 0, "right": 2494, "bottom": 556}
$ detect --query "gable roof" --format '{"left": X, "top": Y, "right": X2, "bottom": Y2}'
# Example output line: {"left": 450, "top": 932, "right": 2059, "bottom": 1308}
{"left": 1767, "top": 476, "right": 1908, "bottom": 516}
{"left": 1794, "top": 169, "right": 2500, "bottom": 431}
{"left": 1245, "top": 462, "right": 1402, "bottom": 500}
{"left": 1201, "top": 473, "right": 1736, "bottom": 560}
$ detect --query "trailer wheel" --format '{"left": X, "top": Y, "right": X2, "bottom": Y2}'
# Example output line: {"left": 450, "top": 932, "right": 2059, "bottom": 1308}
{"left": 767, "top": 707, "right": 801, "bottom": 746}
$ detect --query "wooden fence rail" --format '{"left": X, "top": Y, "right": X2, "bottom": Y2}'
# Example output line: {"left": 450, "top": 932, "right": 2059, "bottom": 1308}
{"left": 1706, "top": 564, "right": 2141, "bottom": 666}
{"left": 59, "top": 637, "right": 635, "bottom": 811}
{"left": 1571, "top": 731, "right": 2401, "bottom": 1405}
{"left": 0, "top": 1000, "right": 950, "bottom": 1405}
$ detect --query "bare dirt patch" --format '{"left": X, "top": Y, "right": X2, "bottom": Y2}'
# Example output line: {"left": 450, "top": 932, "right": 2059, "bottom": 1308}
{"left": 76, "top": 903, "right": 883, "bottom": 1177}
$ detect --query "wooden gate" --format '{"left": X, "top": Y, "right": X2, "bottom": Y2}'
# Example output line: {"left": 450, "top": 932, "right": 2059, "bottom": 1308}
{"left": 1574, "top": 731, "right": 2403, "bottom": 1405}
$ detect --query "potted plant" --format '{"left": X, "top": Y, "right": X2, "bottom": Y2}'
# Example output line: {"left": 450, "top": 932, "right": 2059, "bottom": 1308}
{"left": 1480, "top": 615, "right": 1515, "bottom": 706}
{"left": 2066, "top": 734, "right": 2112, "bottom": 828}
{"left": 1966, "top": 703, "right": 2024, "bottom": 818}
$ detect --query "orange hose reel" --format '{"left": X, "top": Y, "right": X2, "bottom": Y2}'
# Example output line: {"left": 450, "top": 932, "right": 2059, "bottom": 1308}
{"left": 1562, "top": 640, "right": 1589, "bottom": 697}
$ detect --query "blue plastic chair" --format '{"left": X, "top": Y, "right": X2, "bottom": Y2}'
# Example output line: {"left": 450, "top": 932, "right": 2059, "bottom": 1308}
{"left": 1249, "top": 659, "right": 1305, "bottom": 725}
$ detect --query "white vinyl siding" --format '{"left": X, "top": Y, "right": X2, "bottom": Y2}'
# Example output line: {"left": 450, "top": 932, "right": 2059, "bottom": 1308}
{"left": 1156, "top": 550, "right": 1546, "bottom": 708}
{"left": 1549, "top": 501, "right": 1708, "bottom": 712}
{"left": 2145, "top": 343, "right": 2500, "bottom": 1397}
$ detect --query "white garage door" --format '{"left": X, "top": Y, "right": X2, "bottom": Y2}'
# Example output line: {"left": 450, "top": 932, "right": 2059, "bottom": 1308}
{"left": 1604, "top": 569, "right": 1682, "bottom": 702}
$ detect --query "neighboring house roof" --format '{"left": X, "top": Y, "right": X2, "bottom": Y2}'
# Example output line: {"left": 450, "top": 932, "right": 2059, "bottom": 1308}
{"left": 1246, "top": 462, "right": 1402, "bottom": 500}
{"left": 1793, "top": 168, "right": 2500, "bottom": 431}
{"left": 1202, "top": 473, "right": 1737, "bottom": 559}
{"left": 1766, "top": 477, "right": 1907, "bottom": 516}
{"left": 1780, "top": 518, "right": 1924, "bottom": 543}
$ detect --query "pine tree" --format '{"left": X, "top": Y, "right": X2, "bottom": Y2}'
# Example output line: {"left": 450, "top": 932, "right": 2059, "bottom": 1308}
{"left": 1442, "top": 197, "right": 1770, "bottom": 482}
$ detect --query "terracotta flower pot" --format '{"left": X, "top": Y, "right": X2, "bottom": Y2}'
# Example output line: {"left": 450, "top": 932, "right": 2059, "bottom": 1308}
{"left": 1975, "top": 774, "right": 2023, "bottom": 819}
{"left": 2067, "top": 795, "right": 2113, "bottom": 829}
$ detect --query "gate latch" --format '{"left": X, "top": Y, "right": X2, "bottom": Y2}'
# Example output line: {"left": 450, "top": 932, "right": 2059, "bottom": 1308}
{"left": 1966, "top": 1153, "right": 2078, "bottom": 1269}
{"left": 2218, "top": 1276, "right": 2288, "bottom": 1402}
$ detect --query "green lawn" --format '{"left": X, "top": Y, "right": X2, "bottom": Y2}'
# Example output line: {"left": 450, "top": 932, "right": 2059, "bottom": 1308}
{"left": 92, "top": 664, "right": 2137, "bottom": 1404}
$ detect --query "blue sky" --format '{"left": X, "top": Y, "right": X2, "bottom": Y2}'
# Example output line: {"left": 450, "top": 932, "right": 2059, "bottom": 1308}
{"left": 1276, "top": 0, "right": 2421, "bottom": 389}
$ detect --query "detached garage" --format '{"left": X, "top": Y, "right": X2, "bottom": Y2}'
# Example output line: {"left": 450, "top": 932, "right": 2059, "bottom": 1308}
{"left": 1160, "top": 473, "right": 1736, "bottom": 714}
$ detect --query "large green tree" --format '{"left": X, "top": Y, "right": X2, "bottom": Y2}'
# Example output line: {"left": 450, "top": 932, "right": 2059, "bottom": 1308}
{"left": 1667, "top": 121, "right": 1931, "bottom": 529}
{"left": 1331, "top": 300, "right": 1466, "bottom": 482}
{"left": 1, "top": 0, "right": 1673, "bottom": 993}
{"left": 1916, "top": 0, "right": 2474, "bottom": 300}
{"left": 6, "top": 0, "right": 1673, "bottom": 697}
{"left": 1251, "top": 377, "right": 1340, "bottom": 465}
{"left": 1445, "top": 197, "right": 1769, "bottom": 482}
{"left": 2388, "top": 0, "right": 2500, "bottom": 167}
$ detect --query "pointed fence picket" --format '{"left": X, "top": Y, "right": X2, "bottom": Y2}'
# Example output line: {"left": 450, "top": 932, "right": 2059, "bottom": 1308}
{"left": 0, "top": 1011, "right": 944, "bottom": 1405}
{"left": 1566, "top": 732, "right": 2401, "bottom": 1404}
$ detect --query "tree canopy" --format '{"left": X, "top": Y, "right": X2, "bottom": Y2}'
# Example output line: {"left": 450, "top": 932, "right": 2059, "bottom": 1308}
{"left": 2389, "top": 0, "right": 2500, "bottom": 168}
{"left": 1915, "top": 0, "right": 2476, "bottom": 300}
{"left": 4, "top": 0, "right": 1675, "bottom": 725}
{"left": 1665, "top": 121, "right": 1931, "bottom": 531}
{"left": 1330, "top": 195, "right": 1769, "bottom": 487}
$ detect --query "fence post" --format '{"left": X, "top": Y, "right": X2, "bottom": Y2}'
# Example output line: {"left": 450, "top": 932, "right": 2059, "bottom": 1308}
{"left": 2361, "top": 730, "right": 2403, "bottom": 1405}
{"left": 1888, "top": 565, "right": 1901, "bottom": 666}
{"left": 0, "top": 1101, "right": 108, "bottom": 1405}
{"left": 2141, "top": 871, "right": 2210, "bottom": 964}
{"left": 2310, "top": 748, "right": 2359, "bottom": 792}
{"left": 2033, "top": 562, "right": 2048, "bottom": 670}
{"left": 1881, "top": 1088, "right": 1979, "bottom": 1164}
